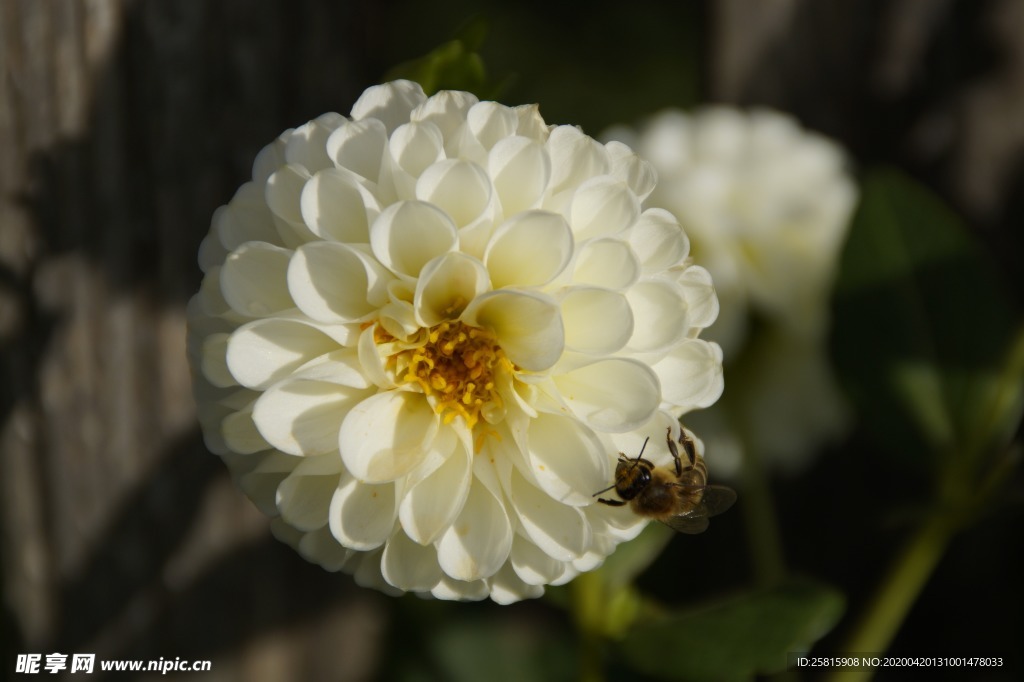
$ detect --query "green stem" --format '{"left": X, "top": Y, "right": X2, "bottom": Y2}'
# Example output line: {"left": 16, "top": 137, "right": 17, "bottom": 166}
{"left": 570, "top": 571, "right": 607, "bottom": 682}
{"left": 825, "top": 512, "right": 954, "bottom": 682}
{"left": 740, "top": 443, "right": 786, "bottom": 587}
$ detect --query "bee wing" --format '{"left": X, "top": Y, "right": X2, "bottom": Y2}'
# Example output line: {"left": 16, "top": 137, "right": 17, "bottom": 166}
{"left": 663, "top": 514, "right": 710, "bottom": 534}
{"left": 662, "top": 484, "right": 737, "bottom": 534}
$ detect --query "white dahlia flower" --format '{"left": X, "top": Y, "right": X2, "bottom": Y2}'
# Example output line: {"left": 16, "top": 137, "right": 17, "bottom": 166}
{"left": 187, "top": 80, "right": 724, "bottom": 603}
{"left": 604, "top": 108, "right": 856, "bottom": 473}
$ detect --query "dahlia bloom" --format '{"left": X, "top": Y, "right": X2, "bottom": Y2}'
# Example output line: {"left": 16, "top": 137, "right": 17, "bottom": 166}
{"left": 605, "top": 108, "right": 856, "bottom": 472}
{"left": 187, "top": 81, "right": 723, "bottom": 603}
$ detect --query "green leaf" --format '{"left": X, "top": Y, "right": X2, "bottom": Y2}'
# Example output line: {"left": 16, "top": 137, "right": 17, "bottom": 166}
{"left": 383, "top": 19, "right": 506, "bottom": 98}
{"left": 832, "top": 168, "right": 1019, "bottom": 471}
{"left": 617, "top": 579, "right": 844, "bottom": 681}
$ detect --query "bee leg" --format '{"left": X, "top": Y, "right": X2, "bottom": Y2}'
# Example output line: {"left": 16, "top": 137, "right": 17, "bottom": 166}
{"left": 666, "top": 427, "right": 684, "bottom": 477}
{"left": 596, "top": 497, "right": 626, "bottom": 507}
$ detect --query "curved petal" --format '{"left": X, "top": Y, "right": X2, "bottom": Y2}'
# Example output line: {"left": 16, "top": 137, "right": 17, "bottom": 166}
{"left": 214, "top": 182, "right": 281, "bottom": 250}
{"left": 415, "top": 159, "right": 493, "bottom": 229}
{"left": 226, "top": 318, "right": 340, "bottom": 390}
{"left": 296, "top": 526, "right": 355, "bottom": 572}
{"left": 569, "top": 176, "right": 640, "bottom": 240}
{"left": 200, "top": 333, "right": 235, "bottom": 388}
{"left": 625, "top": 279, "right": 690, "bottom": 353}
{"left": 220, "top": 242, "right": 295, "bottom": 317}
{"left": 350, "top": 79, "right": 427, "bottom": 133}
{"left": 524, "top": 412, "right": 609, "bottom": 506}
{"left": 329, "top": 476, "right": 397, "bottom": 550}
{"left": 398, "top": 436, "right": 472, "bottom": 544}
{"left": 605, "top": 140, "right": 657, "bottom": 202}
{"left": 677, "top": 265, "right": 720, "bottom": 330}
{"left": 288, "top": 241, "right": 393, "bottom": 323}
{"left": 277, "top": 462, "right": 341, "bottom": 531}
{"left": 628, "top": 208, "right": 689, "bottom": 273}
{"left": 285, "top": 113, "right": 344, "bottom": 173}
{"left": 510, "top": 469, "right": 591, "bottom": 561}
{"left": 221, "top": 404, "right": 271, "bottom": 455}
{"left": 300, "top": 168, "right": 380, "bottom": 244}
{"left": 488, "top": 136, "right": 550, "bottom": 215}
{"left": 370, "top": 200, "right": 458, "bottom": 279}
{"left": 436, "top": 481, "right": 513, "bottom": 581}
{"left": 411, "top": 89, "right": 480, "bottom": 141}
{"left": 573, "top": 238, "right": 640, "bottom": 290}
{"left": 461, "top": 290, "right": 564, "bottom": 372}
{"left": 510, "top": 535, "right": 565, "bottom": 586}
{"left": 381, "top": 529, "right": 443, "bottom": 591}
{"left": 652, "top": 339, "right": 725, "bottom": 412}
{"left": 326, "top": 118, "right": 388, "bottom": 182}
{"left": 554, "top": 358, "right": 660, "bottom": 433}
{"left": 388, "top": 121, "right": 445, "bottom": 178}
{"left": 339, "top": 391, "right": 440, "bottom": 483}
{"left": 430, "top": 575, "right": 489, "bottom": 601}
{"left": 467, "top": 101, "right": 519, "bottom": 150}
{"left": 560, "top": 287, "right": 633, "bottom": 355}
{"left": 483, "top": 211, "right": 573, "bottom": 289}
{"left": 487, "top": 561, "right": 545, "bottom": 605}
{"left": 546, "top": 125, "right": 611, "bottom": 198}
{"left": 414, "top": 252, "right": 490, "bottom": 327}
{"left": 253, "top": 378, "right": 372, "bottom": 455}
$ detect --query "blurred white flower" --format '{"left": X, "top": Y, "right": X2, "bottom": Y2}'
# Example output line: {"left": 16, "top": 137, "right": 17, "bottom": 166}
{"left": 605, "top": 108, "right": 856, "bottom": 473}
{"left": 188, "top": 81, "right": 724, "bottom": 603}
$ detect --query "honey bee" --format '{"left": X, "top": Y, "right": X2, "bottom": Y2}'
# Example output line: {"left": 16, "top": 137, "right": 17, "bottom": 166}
{"left": 593, "top": 427, "right": 736, "bottom": 533}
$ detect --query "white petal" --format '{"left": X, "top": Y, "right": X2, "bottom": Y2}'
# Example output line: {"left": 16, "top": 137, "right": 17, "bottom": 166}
{"left": 222, "top": 404, "right": 272, "bottom": 454}
{"left": 436, "top": 481, "right": 513, "bottom": 581}
{"left": 277, "top": 459, "right": 342, "bottom": 531}
{"left": 351, "top": 547, "right": 402, "bottom": 595}
{"left": 226, "top": 318, "right": 340, "bottom": 390}
{"left": 300, "top": 168, "right": 379, "bottom": 244}
{"left": 510, "top": 468, "right": 590, "bottom": 561}
{"left": 266, "top": 163, "right": 309, "bottom": 224}
{"left": 399, "top": 435, "right": 472, "bottom": 544}
{"left": 253, "top": 379, "right": 371, "bottom": 455}
{"left": 220, "top": 242, "right": 295, "bottom": 317}
{"left": 214, "top": 182, "right": 281, "bottom": 250}
{"left": 350, "top": 80, "right": 427, "bottom": 133}
{"left": 329, "top": 475, "right": 397, "bottom": 550}
{"left": 510, "top": 535, "right": 565, "bottom": 585}
{"left": 467, "top": 101, "right": 519, "bottom": 149}
{"left": 253, "top": 134, "right": 287, "bottom": 185}
{"left": 411, "top": 89, "right": 480, "bottom": 141}
{"left": 415, "top": 159, "right": 493, "bottom": 228}
{"left": 291, "top": 348, "right": 371, "bottom": 388}
{"left": 677, "top": 265, "right": 720, "bottom": 330}
{"left": 554, "top": 358, "right": 660, "bottom": 433}
{"left": 285, "top": 113, "right": 344, "bottom": 172}
{"left": 488, "top": 562, "right": 545, "bottom": 604}
{"left": 461, "top": 290, "right": 563, "bottom": 371}
{"left": 605, "top": 140, "right": 657, "bottom": 201}
{"left": 560, "top": 287, "right": 633, "bottom": 355}
{"left": 388, "top": 121, "right": 445, "bottom": 178}
{"left": 430, "top": 575, "right": 489, "bottom": 601}
{"left": 296, "top": 526, "right": 355, "bottom": 571}
{"left": 484, "top": 211, "right": 573, "bottom": 289}
{"left": 488, "top": 136, "right": 550, "bottom": 215}
{"left": 569, "top": 176, "right": 640, "bottom": 239}
{"left": 239, "top": 451, "right": 296, "bottom": 514}
{"left": 414, "top": 252, "right": 490, "bottom": 327}
{"left": 326, "top": 118, "right": 388, "bottom": 182}
{"left": 546, "top": 125, "right": 611, "bottom": 197}
{"left": 288, "top": 241, "right": 393, "bottom": 323}
{"left": 370, "top": 200, "right": 458, "bottom": 278}
{"left": 339, "top": 391, "right": 440, "bottom": 483}
{"left": 200, "top": 333, "right": 236, "bottom": 387}
{"left": 628, "top": 208, "right": 689, "bottom": 273}
{"left": 625, "top": 279, "right": 690, "bottom": 353}
{"left": 513, "top": 104, "right": 549, "bottom": 141}
{"left": 573, "top": 238, "right": 640, "bottom": 290}
{"left": 524, "top": 412, "right": 609, "bottom": 506}
{"left": 381, "top": 529, "right": 444, "bottom": 591}
{"left": 653, "top": 339, "right": 725, "bottom": 412}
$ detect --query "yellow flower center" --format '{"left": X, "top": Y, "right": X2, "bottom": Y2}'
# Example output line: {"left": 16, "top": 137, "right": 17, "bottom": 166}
{"left": 392, "top": 321, "right": 513, "bottom": 429}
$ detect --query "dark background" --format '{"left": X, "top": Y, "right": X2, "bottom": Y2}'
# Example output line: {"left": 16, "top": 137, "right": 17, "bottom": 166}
{"left": 1, "top": 1, "right": 1021, "bottom": 680}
